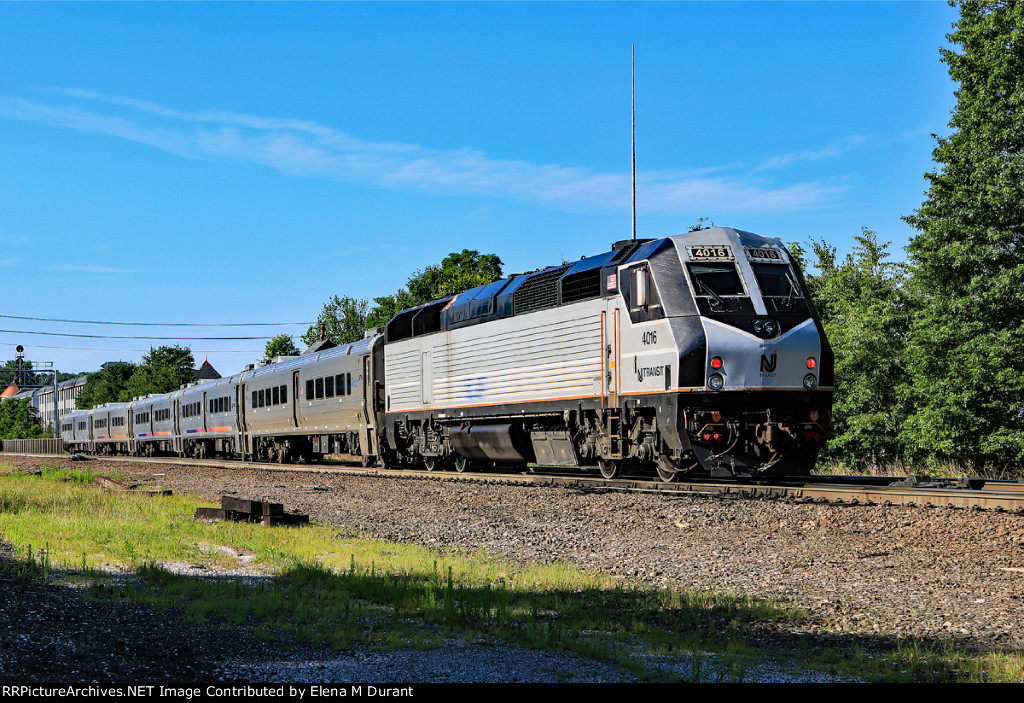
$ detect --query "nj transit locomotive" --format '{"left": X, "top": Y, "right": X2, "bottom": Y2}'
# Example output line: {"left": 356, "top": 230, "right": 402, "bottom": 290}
{"left": 62, "top": 227, "right": 833, "bottom": 479}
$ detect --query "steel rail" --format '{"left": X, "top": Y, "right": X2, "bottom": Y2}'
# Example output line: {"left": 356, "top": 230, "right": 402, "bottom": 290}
{"left": 6, "top": 451, "right": 1024, "bottom": 513}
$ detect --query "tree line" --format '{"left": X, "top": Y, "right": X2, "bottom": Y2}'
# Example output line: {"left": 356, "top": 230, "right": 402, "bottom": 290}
{"left": 798, "top": 1, "right": 1024, "bottom": 475}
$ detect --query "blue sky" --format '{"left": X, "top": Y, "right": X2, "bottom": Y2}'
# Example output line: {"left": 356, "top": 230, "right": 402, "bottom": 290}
{"left": 0, "top": 2, "right": 958, "bottom": 375}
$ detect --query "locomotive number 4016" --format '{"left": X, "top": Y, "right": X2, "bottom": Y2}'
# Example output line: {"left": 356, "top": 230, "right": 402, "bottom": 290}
{"left": 687, "top": 245, "right": 733, "bottom": 260}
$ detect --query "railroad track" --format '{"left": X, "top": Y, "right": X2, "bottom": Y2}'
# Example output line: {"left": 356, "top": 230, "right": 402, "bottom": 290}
{"left": 7, "top": 451, "right": 1024, "bottom": 513}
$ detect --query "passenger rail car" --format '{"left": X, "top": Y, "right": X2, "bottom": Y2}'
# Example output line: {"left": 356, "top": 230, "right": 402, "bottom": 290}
{"left": 237, "top": 335, "right": 383, "bottom": 464}
{"left": 61, "top": 227, "right": 832, "bottom": 479}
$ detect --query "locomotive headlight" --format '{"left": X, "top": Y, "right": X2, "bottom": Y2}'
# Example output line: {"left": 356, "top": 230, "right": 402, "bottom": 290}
{"left": 753, "top": 320, "right": 764, "bottom": 334}
{"left": 803, "top": 374, "right": 818, "bottom": 390}
{"left": 764, "top": 320, "right": 778, "bottom": 336}
{"left": 708, "top": 373, "right": 725, "bottom": 391}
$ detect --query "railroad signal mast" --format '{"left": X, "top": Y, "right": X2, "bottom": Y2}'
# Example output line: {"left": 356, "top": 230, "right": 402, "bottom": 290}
{"left": 4, "top": 345, "right": 61, "bottom": 439}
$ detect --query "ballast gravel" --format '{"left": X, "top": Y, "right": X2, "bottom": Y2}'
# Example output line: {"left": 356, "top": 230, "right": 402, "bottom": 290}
{"left": 2, "top": 455, "right": 1024, "bottom": 683}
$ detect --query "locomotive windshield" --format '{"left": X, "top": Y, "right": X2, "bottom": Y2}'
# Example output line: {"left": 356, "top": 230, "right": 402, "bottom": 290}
{"left": 751, "top": 263, "right": 802, "bottom": 299}
{"left": 686, "top": 263, "right": 747, "bottom": 297}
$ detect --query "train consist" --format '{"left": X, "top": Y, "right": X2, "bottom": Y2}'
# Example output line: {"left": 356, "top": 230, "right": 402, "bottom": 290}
{"left": 62, "top": 227, "right": 833, "bottom": 479}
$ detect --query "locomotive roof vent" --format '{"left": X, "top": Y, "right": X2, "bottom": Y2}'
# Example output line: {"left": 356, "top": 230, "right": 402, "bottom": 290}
{"left": 611, "top": 238, "right": 652, "bottom": 251}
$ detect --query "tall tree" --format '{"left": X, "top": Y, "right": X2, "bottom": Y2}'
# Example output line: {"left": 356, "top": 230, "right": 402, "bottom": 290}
{"left": 804, "top": 230, "right": 914, "bottom": 470}
{"left": 123, "top": 345, "right": 196, "bottom": 400}
{"left": 902, "top": 0, "right": 1024, "bottom": 472}
{"left": 405, "top": 249, "right": 503, "bottom": 302}
{"left": 262, "top": 334, "right": 301, "bottom": 363}
{"left": 365, "top": 290, "right": 419, "bottom": 330}
{"left": 306, "top": 250, "right": 504, "bottom": 342}
{"left": 301, "top": 296, "right": 371, "bottom": 347}
{"left": 76, "top": 362, "right": 138, "bottom": 410}
{"left": 0, "top": 398, "right": 46, "bottom": 439}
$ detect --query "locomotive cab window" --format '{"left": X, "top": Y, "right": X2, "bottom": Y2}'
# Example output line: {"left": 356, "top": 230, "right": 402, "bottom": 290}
{"left": 751, "top": 263, "right": 802, "bottom": 299}
{"left": 686, "top": 263, "right": 747, "bottom": 297}
{"left": 627, "top": 264, "right": 662, "bottom": 311}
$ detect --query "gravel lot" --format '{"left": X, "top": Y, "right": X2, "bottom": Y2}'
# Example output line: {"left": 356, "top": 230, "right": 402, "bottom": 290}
{"left": 3, "top": 454, "right": 1024, "bottom": 682}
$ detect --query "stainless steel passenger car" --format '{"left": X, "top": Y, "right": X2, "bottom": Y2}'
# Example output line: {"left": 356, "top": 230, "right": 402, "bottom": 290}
{"left": 238, "top": 334, "right": 384, "bottom": 464}
{"left": 61, "top": 409, "right": 92, "bottom": 453}
{"left": 90, "top": 402, "right": 131, "bottom": 455}
{"left": 178, "top": 375, "right": 241, "bottom": 458}
{"left": 131, "top": 391, "right": 180, "bottom": 457}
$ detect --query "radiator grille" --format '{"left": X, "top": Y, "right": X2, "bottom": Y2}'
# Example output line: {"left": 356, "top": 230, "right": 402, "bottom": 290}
{"left": 560, "top": 268, "right": 602, "bottom": 304}
{"left": 513, "top": 266, "right": 569, "bottom": 314}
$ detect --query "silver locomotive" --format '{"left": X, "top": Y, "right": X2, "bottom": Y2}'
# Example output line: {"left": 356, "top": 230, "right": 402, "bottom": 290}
{"left": 380, "top": 227, "right": 832, "bottom": 479}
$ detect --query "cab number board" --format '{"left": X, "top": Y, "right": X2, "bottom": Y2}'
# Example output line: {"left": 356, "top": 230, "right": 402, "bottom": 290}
{"left": 744, "top": 246, "right": 783, "bottom": 261}
{"left": 687, "top": 245, "right": 733, "bottom": 261}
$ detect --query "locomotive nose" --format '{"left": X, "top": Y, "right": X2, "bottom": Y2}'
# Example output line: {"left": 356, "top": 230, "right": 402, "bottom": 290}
{"left": 701, "top": 317, "right": 822, "bottom": 391}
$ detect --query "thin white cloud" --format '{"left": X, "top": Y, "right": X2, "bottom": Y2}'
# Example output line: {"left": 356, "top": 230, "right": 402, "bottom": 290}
{"left": 45, "top": 265, "right": 144, "bottom": 274}
{"left": 323, "top": 243, "right": 393, "bottom": 259}
{"left": 0, "top": 90, "right": 847, "bottom": 214}
{"left": 752, "top": 130, "right": 935, "bottom": 174}
{"left": 753, "top": 135, "right": 871, "bottom": 173}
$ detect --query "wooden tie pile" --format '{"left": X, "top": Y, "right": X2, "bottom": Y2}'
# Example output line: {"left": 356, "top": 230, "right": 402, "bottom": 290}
{"left": 194, "top": 496, "right": 309, "bottom": 526}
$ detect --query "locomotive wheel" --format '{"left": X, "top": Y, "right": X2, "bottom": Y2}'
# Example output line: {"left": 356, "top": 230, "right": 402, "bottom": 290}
{"left": 454, "top": 456, "right": 469, "bottom": 473}
{"left": 360, "top": 453, "right": 373, "bottom": 468}
{"left": 655, "top": 456, "right": 680, "bottom": 483}
{"left": 597, "top": 459, "right": 622, "bottom": 480}
{"left": 424, "top": 457, "right": 437, "bottom": 472}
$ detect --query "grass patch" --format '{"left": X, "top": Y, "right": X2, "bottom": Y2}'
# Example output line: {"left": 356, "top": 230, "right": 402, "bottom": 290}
{"left": 813, "top": 456, "right": 1018, "bottom": 481}
{"left": 1, "top": 461, "right": 1020, "bottom": 681}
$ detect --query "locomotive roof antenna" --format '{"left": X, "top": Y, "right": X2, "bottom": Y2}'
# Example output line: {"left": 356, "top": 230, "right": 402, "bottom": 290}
{"left": 632, "top": 43, "right": 636, "bottom": 241}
